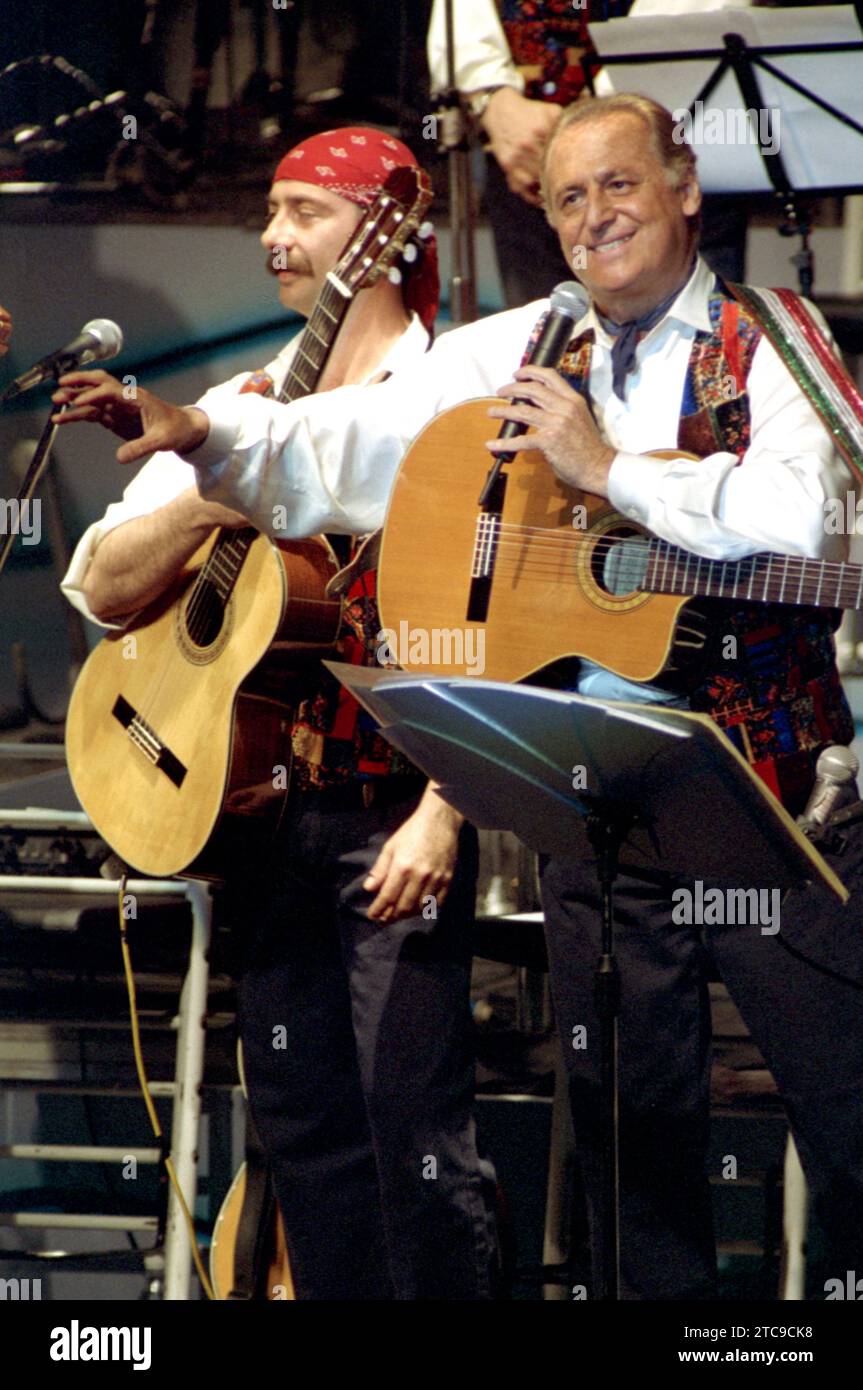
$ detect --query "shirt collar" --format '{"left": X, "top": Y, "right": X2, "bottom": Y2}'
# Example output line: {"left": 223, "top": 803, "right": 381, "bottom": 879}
{"left": 274, "top": 310, "right": 429, "bottom": 387}
{"left": 371, "top": 311, "right": 430, "bottom": 379}
{"left": 586, "top": 254, "right": 714, "bottom": 349}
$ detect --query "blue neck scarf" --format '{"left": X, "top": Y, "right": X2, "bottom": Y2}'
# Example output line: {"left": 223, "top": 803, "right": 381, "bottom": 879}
{"left": 596, "top": 264, "right": 694, "bottom": 401}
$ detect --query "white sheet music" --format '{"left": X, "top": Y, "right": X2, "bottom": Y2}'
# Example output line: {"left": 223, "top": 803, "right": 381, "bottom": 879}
{"left": 590, "top": 5, "right": 863, "bottom": 193}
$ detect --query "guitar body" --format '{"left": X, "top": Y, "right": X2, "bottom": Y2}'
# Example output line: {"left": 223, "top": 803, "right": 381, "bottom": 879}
{"left": 66, "top": 533, "right": 340, "bottom": 879}
{"left": 378, "top": 399, "right": 693, "bottom": 684}
{"left": 210, "top": 1162, "right": 295, "bottom": 1301}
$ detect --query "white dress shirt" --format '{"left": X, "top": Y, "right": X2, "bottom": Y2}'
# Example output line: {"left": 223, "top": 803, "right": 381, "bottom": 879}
{"left": 60, "top": 314, "right": 431, "bottom": 627}
{"left": 189, "top": 258, "right": 854, "bottom": 568}
{"left": 427, "top": 0, "right": 524, "bottom": 97}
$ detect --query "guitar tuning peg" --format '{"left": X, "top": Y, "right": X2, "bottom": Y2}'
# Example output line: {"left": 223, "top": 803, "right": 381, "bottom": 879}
{"left": 387, "top": 266, "right": 403, "bottom": 285}
{"left": 402, "top": 242, "right": 418, "bottom": 264}
{"left": 418, "top": 221, "right": 434, "bottom": 240}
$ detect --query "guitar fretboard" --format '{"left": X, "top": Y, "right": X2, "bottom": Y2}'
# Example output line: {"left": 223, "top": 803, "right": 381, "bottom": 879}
{"left": 194, "top": 280, "right": 351, "bottom": 613}
{"left": 203, "top": 526, "right": 259, "bottom": 599}
{"left": 644, "top": 538, "right": 863, "bottom": 609}
{"left": 277, "top": 278, "right": 352, "bottom": 404}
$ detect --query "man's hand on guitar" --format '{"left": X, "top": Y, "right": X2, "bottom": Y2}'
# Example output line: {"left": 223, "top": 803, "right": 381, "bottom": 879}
{"left": 488, "top": 366, "right": 616, "bottom": 496}
{"left": 363, "top": 784, "right": 463, "bottom": 924}
{"left": 52, "top": 370, "right": 210, "bottom": 465}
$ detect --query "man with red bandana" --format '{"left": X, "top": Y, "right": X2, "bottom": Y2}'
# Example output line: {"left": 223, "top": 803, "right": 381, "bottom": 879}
{"left": 60, "top": 129, "right": 496, "bottom": 1301}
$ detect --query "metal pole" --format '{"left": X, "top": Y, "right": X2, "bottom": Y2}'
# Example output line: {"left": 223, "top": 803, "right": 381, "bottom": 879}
{"left": 440, "top": 0, "right": 478, "bottom": 325}
{"left": 163, "top": 880, "right": 212, "bottom": 1300}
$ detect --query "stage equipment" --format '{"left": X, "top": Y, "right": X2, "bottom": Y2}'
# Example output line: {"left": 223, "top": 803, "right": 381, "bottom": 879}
{"left": 0, "top": 53, "right": 193, "bottom": 202}
{"left": 0, "top": 318, "right": 123, "bottom": 583}
{"left": 431, "top": 0, "right": 479, "bottom": 324}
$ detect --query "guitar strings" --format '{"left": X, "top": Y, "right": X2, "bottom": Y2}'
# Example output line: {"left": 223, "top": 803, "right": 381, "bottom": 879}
{"left": 485, "top": 562, "right": 848, "bottom": 604}
{"left": 135, "top": 286, "right": 347, "bottom": 728}
{"left": 481, "top": 545, "right": 853, "bottom": 603}
{"left": 481, "top": 528, "right": 838, "bottom": 570}
{"left": 132, "top": 528, "right": 244, "bottom": 734}
{"left": 469, "top": 523, "right": 857, "bottom": 598}
{"left": 175, "top": 280, "right": 349, "bottom": 655}
{"left": 480, "top": 517, "right": 856, "bottom": 578}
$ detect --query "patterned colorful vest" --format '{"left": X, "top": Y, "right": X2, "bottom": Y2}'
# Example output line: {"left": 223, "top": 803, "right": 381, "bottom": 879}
{"left": 499, "top": 1, "right": 632, "bottom": 107}
{"left": 288, "top": 556, "right": 415, "bottom": 791}
{"left": 550, "top": 279, "right": 854, "bottom": 813}
{"left": 237, "top": 373, "right": 415, "bottom": 793}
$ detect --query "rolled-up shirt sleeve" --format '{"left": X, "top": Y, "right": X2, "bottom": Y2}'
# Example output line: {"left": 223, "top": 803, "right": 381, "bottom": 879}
{"left": 60, "top": 452, "right": 199, "bottom": 626}
{"left": 60, "top": 364, "right": 278, "bottom": 626}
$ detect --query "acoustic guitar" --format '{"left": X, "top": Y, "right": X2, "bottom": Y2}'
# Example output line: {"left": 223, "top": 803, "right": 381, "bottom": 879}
{"left": 378, "top": 398, "right": 863, "bottom": 683}
{"left": 66, "top": 167, "right": 432, "bottom": 879}
{"left": 210, "top": 1161, "right": 294, "bottom": 1302}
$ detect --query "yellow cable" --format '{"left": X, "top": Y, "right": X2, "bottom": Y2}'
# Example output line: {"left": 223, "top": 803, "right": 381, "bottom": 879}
{"left": 117, "top": 876, "right": 215, "bottom": 1300}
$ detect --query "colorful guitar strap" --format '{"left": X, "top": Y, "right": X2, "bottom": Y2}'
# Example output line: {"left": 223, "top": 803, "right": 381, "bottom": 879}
{"left": 726, "top": 283, "right": 863, "bottom": 480}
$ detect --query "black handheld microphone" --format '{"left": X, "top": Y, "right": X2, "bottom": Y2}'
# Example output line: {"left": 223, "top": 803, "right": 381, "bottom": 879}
{"left": 478, "top": 280, "right": 588, "bottom": 506}
{"left": 2, "top": 319, "right": 124, "bottom": 402}
{"left": 495, "top": 280, "right": 589, "bottom": 448}
{"left": 797, "top": 745, "right": 860, "bottom": 839}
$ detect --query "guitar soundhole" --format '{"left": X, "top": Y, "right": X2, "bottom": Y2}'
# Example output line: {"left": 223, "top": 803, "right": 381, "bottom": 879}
{"left": 593, "top": 528, "right": 650, "bottom": 598}
{"left": 186, "top": 579, "right": 226, "bottom": 648}
{"left": 175, "top": 580, "right": 233, "bottom": 664}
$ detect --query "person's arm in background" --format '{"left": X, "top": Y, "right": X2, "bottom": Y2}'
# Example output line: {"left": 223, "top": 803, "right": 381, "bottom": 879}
{"left": 428, "top": 2, "right": 756, "bottom": 203}
{"left": 0, "top": 304, "right": 11, "bottom": 356}
{"left": 427, "top": 0, "right": 562, "bottom": 206}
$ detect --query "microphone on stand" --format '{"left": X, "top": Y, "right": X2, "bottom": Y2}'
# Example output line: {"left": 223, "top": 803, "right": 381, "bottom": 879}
{"left": 2, "top": 318, "right": 123, "bottom": 402}
{"left": 797, "top": 745, "right": 860, "bottom": 840}
{"left": 478, "top": 280, "right": 589, "bottom": 506}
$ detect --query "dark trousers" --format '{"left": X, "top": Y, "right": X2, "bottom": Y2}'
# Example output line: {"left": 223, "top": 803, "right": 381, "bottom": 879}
{"left": 540, "top": 820, "right": 863, "bottom": 1299}
{"left": 234, "top": 781, "right": 495, "bottom": 1300}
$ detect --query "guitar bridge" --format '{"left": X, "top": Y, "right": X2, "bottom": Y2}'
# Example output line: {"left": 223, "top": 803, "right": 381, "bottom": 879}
{"left": 467, "top": 508, "right": 503, "bottom": 622}
{"left": 112, "top": 695, "right": 187, "bottom": 789}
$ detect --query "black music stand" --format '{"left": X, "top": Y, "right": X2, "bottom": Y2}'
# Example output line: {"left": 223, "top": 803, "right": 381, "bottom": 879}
{"left": 325, "top": 663, "right": 844, "bottom": 1300}
{"left": 586, "top": 4, "right": 863, "bottom": 294}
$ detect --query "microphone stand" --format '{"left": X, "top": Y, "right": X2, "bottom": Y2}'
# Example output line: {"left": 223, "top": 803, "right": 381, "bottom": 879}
{"left": 0, "top": 379, "right": 67, "bottom": 582}
{"left": 436, "top": 0, "right": 478, "bottom": 326}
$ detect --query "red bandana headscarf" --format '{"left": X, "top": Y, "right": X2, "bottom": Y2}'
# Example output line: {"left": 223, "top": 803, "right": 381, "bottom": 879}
{"left": 272, "top": 127, "right": 439, "bottom": 332}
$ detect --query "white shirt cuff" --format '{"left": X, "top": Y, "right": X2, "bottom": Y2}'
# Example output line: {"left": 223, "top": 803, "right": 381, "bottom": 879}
{"left": 607, "top": 451, "right": 671, "bottom": 527}
{"left": 179, "top": 408, "right": 238, "bottom": 469}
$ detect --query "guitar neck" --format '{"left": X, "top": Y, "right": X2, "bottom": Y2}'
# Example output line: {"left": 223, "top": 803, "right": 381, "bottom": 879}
{"left": 200, "top": 280, "right": 351, "bottom": 590}
{"left": 277, "top": 277, "right": 352, "bottom": 404}
{"left": 644, "top": 539, "right": 863, "bottom": 610}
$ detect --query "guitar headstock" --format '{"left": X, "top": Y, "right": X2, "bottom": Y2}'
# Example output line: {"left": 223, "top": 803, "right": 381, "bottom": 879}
{"left": 333, "top": 166, "right": 433, "bottom": 296}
